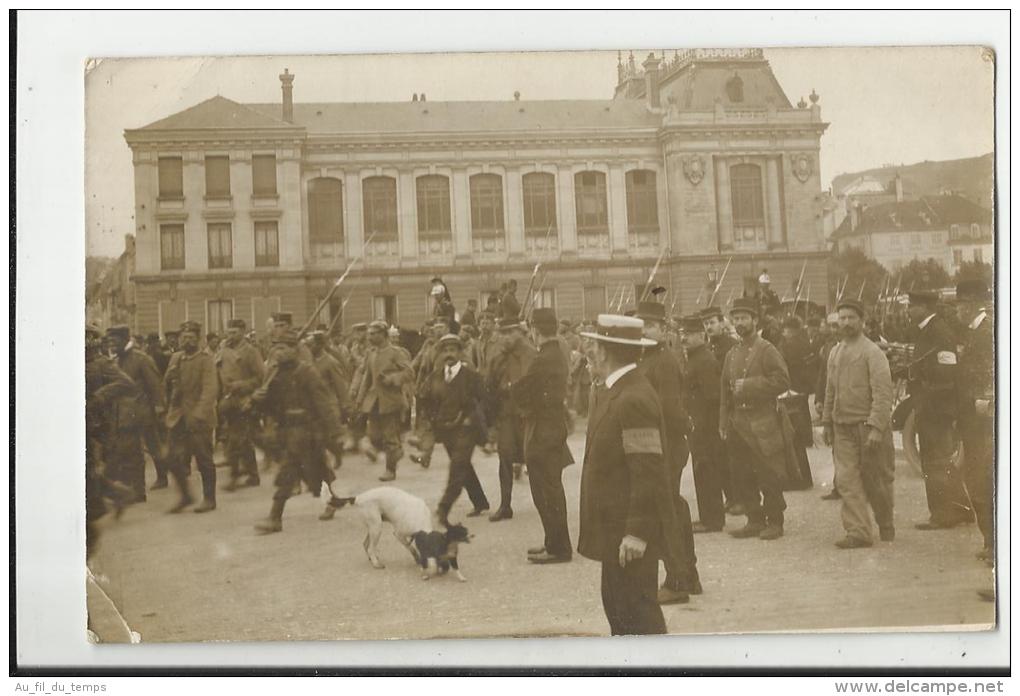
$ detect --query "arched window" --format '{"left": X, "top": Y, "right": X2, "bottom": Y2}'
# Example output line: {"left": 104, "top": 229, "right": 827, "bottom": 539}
{"left": 625, "top": 169, "right": 659, "bottom": 234}
{"left": 574, "top": 171, "right": 608, "bottom": 234}
{"left": 362, "top": 176, "right": 398, "bottom": 240}
{"left": 416, "top": 175, "right": 452, "bottom": 237}
{"left": 523, "top": 172, "right": 557, "bottom": 235}
{"left": 470, "top": 174, "right": 504, "bottom": 236}
{"left": 308, "top": 177, "right": 344, "bottom": 243}
{"left": 730, "top": 163, "right": 766, "bottom": 248}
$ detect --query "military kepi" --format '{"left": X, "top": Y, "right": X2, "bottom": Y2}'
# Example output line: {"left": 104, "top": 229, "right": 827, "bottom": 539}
{"left": 180, "top": 320, "right": 202, "bottom": 334}
{"left": 729, "top": 297, "right": 759, "bottom": 318}
{"left": 681, "top": 314, "right": 706, "bottom": 333}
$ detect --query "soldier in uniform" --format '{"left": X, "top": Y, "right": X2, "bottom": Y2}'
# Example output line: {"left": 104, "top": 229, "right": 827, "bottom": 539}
{"left": 512, "top": 308, "right": 574, "bottom": 564}
{"left": 633, "top": 301, "right": 700, "bottom": 603}
{"left": 145, "top": 332, "right": 170, "bottom": 376}
{"left": 250, "top": 328, "right": 345, "bottom": 534}
{"left": 307, "top": 330, "right": 350, "bottom": 470}
{"left": 265, "top": 312, "right": 314, "bottom": 367}
{"left": 719, "top": 298, "right": 792, "bottom": 540}
{"left": 410, "top": 319, "right": 445, "bottom": 468}
{"left": 486, "top": 315, "right": 537, "bottom": 521}
{"left": 163, "top": 321, "right": 219, "bottom": 513}
{"left": 418, "top": 333, "right": 491, "bottom": 524}
{"left": 701, "top": 304, "right": 739, "bottom": 512}
{"left": 954, "top": 279, "right": 995, "bottom": 559}
{"left": 680, "top": 314, "right": 725, "bottom": 533}
{"left": 906, "top": 290, "right": 973, "bottom": 529}
{"left": 355, "top": 320, "right": 413, "bottom": 481}
{"left": 216, "top": 318, "right": 265, "bottom": 491}
{"left": 105, "top": 324, "right": 167, "bottom": 499}
{"left": 345, "top": 322, "right": 370, "bottom": 451}
{"left": 577, "top": 314, "right": 676, "bottom": 635}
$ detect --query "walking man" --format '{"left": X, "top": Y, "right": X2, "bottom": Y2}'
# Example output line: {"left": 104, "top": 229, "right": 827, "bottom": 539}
{"left": 578, "top": 315, "right": 675, "bottom": 635}
{"left": 356, "top": 320, "right": 413, "bottom": 481}
{"left": 822, "top": 299, "right": 895, "bottom": 548}
{"left": 216, "top": 318, "right": 265, "bottom": 491}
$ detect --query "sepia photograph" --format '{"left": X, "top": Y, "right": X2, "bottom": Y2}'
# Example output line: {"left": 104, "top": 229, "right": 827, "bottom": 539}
{"left": 13, "top": 9, "right": 1010, "bottom": 678}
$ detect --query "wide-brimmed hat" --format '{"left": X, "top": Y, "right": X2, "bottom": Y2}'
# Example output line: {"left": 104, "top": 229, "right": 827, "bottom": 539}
{"left": 579, "top": 314, "right": 657, "bottom": 347}
{"left": 634, "top": 301, "right": 666, "bottom": 323}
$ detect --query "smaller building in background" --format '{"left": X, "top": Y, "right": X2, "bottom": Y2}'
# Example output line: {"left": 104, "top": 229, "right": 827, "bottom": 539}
{"left": 830, "top": 191, "right": 992, "bottom": 274}
{"left": 86, "top": 234, "right": 137, "bottom": 331}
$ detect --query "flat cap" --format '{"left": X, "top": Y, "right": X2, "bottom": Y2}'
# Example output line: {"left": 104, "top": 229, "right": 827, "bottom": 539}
{"left": 437, "top": 333, "right": 462, "bottom": 349}
{"left": 836, "top": 298, "right": 866, "bottom": 318}
{"left": 699, "top": 306, "right": 724, "bottom": 320}
{"left": 180, "top": 320, "right": 202, "bottom": 334}
{"left": 368, "top": 320, "right": 389, "bottom": 332}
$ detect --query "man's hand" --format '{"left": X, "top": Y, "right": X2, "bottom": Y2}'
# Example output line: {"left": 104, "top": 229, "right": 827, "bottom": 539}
{"left": 618, "top": 535, "right": 647, "bottom": 567}
{"left": 251, "top": 386, "right": 268, "bottom": 404}
{"left": 822, "top": 424, "right": 834, "bottom": 447}
{"left": 734, "top": 378, "right": 746, "bottom": 395}
{"left": 864, "top": 425, "right": 883, "bottom": 451}
{"left": 719, "top": 426, "right": 728, "bottom": 441}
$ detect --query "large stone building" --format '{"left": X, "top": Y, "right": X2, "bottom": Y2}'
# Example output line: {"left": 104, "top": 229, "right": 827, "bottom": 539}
{"left": 124, "top": 49, "right": 830, "bottom": 336}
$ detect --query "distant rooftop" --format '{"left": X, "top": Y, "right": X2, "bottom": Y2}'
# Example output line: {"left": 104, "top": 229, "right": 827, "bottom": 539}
{"left": 831, "top": 194, "right": 993, "bottom": 240}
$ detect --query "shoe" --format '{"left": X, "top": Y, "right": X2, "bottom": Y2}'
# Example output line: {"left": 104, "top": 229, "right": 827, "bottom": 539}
{"left": 835, "top": 535, "right": 873, "bottom": 549}
{"left": 977, "top": 589, "right": 995, "bottom": 603}
{"left": 915, "top": 519, "right": 957, "bottom": 531}
{"left": 527, "top": 545, "right": 546, "bottom": 556}
{"left": 254, "top": 518, "right": 283, "bottom": 534}
{"left": 726, "top": 503, "right": 747, "bottom": 517}
{"left": 466, "top": 507, "right": 490, "bottom": 518}
{"left": 378, "top": 470, "right": 396, "bottom": 482}
{"left": 527, "top": 551, "right": 571, "bottom": 564}
{"left": 319, "top": 506, "right": 337, "bottom": 521}
{"left": 150, "top": 478, "right": 168, "bottom": 491}
{"left": 692, "top": 521, "right": 723, "bottom": 534}
{"left": 489, "top": 508, "right": 513, "bottom": 522}
{"left": 729, "top": 522, "right": 765, "bottom": 539}
{"left": 879, "top": 527, "right": 895, "bottom": 542}
{"left": 656, "top": 586, "right": 690, "bottom": 605}
{"left": 410, "top": 454, "right": 430, "bottom": 469}
{"left": 821, "top": 490, "right": 841, "bottom": 501}
{"left": 242, "top": 476, "right": 260, "bottom": 488}
{"left": 166, "top": 493, "right": 194, "bottom": 514}
{"left": 758, "top": 525, "right": 784, "bottom": 541}
{"left": 686, "top": 578, "right": 704, "bottom": 596}
{"left": 193, "top": 500, "right": 216, "bottom": 513}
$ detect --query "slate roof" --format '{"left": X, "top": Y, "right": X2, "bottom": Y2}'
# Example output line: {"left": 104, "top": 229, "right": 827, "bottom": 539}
{"left": 831, "top": 194, "right": 993, "bottom": 240}
{"left": 135, "top": 95, "right": 293, "bottom": 131}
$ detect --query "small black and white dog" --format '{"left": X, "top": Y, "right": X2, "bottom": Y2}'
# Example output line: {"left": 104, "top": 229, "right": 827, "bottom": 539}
{"left": 327, "top": 486, "right": 471, "bottom": 581}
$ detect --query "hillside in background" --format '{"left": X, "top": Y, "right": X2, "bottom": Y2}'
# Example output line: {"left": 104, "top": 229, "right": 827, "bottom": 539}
{"left": 831, "top": 153, "right": 994, "bottom": 208}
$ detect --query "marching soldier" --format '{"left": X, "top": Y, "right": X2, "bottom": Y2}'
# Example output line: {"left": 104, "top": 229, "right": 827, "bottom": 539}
{"left": 633, "top": 301, "right": 700, "bottom": 604}
{"left": 355, "top": 320, "right": 413, "bottom": 481}
{"left": 105, "top": 324, "right": 167, "bottom": 499}
{"left": 265, "top": 312, "right": 314, "bottom": 367}
{"left": 577, "top": 314, "right": 676, "bottom": 635}
{"left": 410, "top": 319, "right": 445, "bottom": 468}
{"left": 954, "top": 279, "right": 995, "bottom": 559}
{"left": 250, "top": 328, "right": 345, "bottom": 533}
{"left": 680, "top": 314, "right": 725, "bottom": 534}
{"left": 512, "top": 307, "right": 574, "bottom": 564}
{"left": 719, "top": 298, "right": 792, "bottom": 541}
{"left": 906, "top": 290, "right": 973, "bottom": 529}
{"left": 307, "top": 330, "right": 350, "bottom": 470}
{"left": 216, "top": 318, "right": 266, "bottom": 491}
{"left": 346, "top": 322, "right": 370, "bottom": 452}
{"left": 486, "top": 315, "right": 537, "bottom": 521}
{"left": 163, "top": 321, "right": 219, "bottom": 513}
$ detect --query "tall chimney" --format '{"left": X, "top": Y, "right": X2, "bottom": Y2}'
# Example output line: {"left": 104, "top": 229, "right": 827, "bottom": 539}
{"left": 279, "top": 68, "right": 294, "bottom": 123}
{"left": 894, "top": 173, "right": 903, "bottom": 203}
{"left": 642, "top": 52, "right": 661, "bottom": 109}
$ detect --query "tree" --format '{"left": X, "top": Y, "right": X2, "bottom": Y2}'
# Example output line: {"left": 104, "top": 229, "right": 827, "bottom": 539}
{"left": 898, "top": 258, "right": 952, "bottom": 292}
{"left": 828, "top": 248, "right": 890, "bottom": 309}
{"left": 953, "top": 260, "right": 993, "bottom": 286}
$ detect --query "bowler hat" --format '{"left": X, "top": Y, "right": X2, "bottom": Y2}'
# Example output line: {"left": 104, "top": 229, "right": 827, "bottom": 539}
{"left": 681, "top": 314, "right": 706, "bottom": 333}
{"left": 836, "top": 298, "right": 866, "bottom": 318}
{"left": 532, "top": 307, "right": 558, "bottom": 331}
{"left": 579, "top": 314, "right": 657, "bottom": 347}
{"left": 907, "top": 290, "right": 939, "bottom": 306}
{"left": 635, "top": 301, "right": 666, "bottom": 323}
{"left": 729, "top": 298, "right": 759, "bottom": 318}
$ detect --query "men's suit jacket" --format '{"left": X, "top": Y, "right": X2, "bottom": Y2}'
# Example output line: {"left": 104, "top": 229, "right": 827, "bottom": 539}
{"left": 578, "top": 368, "right": 674, "bottom": 563}
{"left": 357, "top": 342, "right": 413, "bottom": 415}
{"left": 512, "top": 339, "right": 574, "bottom": 469}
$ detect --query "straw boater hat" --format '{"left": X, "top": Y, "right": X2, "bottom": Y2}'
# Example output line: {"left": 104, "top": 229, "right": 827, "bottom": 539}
{"left": 579, "top": 314, "right": 657, "bottom": 347}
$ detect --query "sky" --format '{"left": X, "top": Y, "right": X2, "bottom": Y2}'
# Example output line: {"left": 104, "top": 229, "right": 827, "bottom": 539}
{"left": 85, "top": 47, "right": 994, "bottom": 257}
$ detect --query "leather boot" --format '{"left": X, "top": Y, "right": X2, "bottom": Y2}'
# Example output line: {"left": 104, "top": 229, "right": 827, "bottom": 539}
{"left": 256, "top": 499, "right": 286, "bottom": 534}
{"left": 729, "top": 521, "right": 765, "bottom": 538}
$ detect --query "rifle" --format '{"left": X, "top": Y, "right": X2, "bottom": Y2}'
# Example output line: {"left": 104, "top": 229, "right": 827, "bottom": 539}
{"left": 706, "top": 256, "right": 732, "bottom": 308}
{"left": 527, "top": 270, "right": 549, "bottom": 320}
{"left": 518, "top": 260, "right": 543, "bottom": 319}
{"left": 791, "top": 259, "right": 808, "bottom": 316}
{"left": 326, "top": 293, "right": 353, "bottom": 335}
{"left": 857, "top": 278, "right": 866, "bottom": 301}
{"left": 639, "top": 247, "right": 667, "bottom": 302}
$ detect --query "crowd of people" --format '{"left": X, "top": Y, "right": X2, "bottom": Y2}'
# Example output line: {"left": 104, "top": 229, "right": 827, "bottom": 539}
{"left": 84, "top": 273, "right": 996, "bottom": 635}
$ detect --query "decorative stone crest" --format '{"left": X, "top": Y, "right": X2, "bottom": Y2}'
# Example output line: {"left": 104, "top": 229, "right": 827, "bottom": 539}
{"left": 682, "top": 155, "right": 706, "bottom": 186}
{"left": 791, "top": 154, "right": 813, "bottom": 183}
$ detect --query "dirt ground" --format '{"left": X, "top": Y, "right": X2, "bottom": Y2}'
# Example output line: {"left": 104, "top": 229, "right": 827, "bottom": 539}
{"left": 89, "top": 422, "right": 996, "bottom": 642}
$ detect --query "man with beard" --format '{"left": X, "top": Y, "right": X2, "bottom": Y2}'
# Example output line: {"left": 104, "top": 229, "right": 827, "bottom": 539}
{"left": 512, "top": 307, "right": 574, "bottom": 565}
{"left": 163, "top": 321, "right": 219, "bottom": 513}
{"left": 719, "top": 299, "right": 792, "bottom": 540}
{"left": 356, "top": 321, "right": 413, "bottom": 481}
{"left": 420, "top": 333, "right": 491, "bottom": 525}
{"left": 906, "top": 291, "right": 973, "bottom": 530}
{"left": 577, "top": 314, "right": 674, "bottom": 635}
{"left": 633, "top": 301, "right": 700, "bottom": 603}
{"left": 251, "top": 328, "right": 345, "bottom": 534}
{"left": 822, "top": 299, "right": 895, "bottom": 548}
{"left": 701, "top": 305, "right": 740, "bottom": 513}
{"left": 216, "top": 318, "right": 265, "bottom": 491}
{"left": 104, "top": 324, "right": 167, "bottom": 499}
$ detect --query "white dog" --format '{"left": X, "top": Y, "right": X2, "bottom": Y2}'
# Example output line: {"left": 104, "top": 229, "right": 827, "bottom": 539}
{"left": 325, "top": 486, "right": 470, "bottom": 581}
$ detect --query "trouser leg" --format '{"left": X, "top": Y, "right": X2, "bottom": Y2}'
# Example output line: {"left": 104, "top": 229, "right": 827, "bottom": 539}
{"left": 600, "top": 548, "right": 666, "bottom": 636}
{"left": 860, "top": 424, "right": 896, "bottom": 532}
{"left": 438, "top": 437, "right": 470, "bottom": 517}
{"left": 496, "top": 412, "right": 520, "bottom": 511}
{"left": 141, "top": 423, "right": 168, "bottom": 483}
{"left": 691, "top": 432, "right": 725, "bottom": 528}
{"left": 188, "top": 422, "right": 216, "bottom": 504}
{"left": 528, "top": 461, "right": 571, "bottom": 557}
{"left": 962, "top": 415, "right": 994, "bottom": 549}
{"left": 917, "top": 414, "right": 972, "bottom": 523}
{"left": 729, "top": 431, "right": 765, "bottom": 525}
{"left": 107, "top": 431, "right": 146, "bottom": 500}
{"left": 833, "top": 423, "right": 873, "bottom": 543}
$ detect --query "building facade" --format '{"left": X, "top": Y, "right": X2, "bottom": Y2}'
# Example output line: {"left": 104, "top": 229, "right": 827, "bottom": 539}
{"left": 86, "top": 234, "right": 137, "bottom": 331}
{"left": 124, "top": 50, "right": 830, "bottom": 337}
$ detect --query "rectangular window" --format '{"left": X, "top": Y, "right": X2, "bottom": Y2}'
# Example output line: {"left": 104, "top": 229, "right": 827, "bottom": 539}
{"left": 970, "top": 223, "right": 982, "bottom": 239}
{"left": 973, "top": 248, "right": 983, "bottom": 263}
{"left": 158, "top": 157, "right": 183, "bottom": 199}
{"left": 159, "top": 224, "right": 185, "bottom": 270}
{"left": 530, "top": 288, "right": 555, "bottom": 311}
{"left": 416, "top": 175, "right": 452, "bottom": 237}
{"left": 207, "top": 223, "right": 232, "bottom": 269}
{"left": 205, "top": 156, "right": 231, "bottom": 197}
{"left": 470, "top": 174, "right": 505, "bottom": 235}
{"left": 207, "top": 299, "right": 233, "bottom": 335}
{"left": 949, "top": 224, "right": 960, "bottom": 241}
{"left": 373, "top": 295, "right": 397, "bottom": 325}
{"left": 574, "top": 171, "right": 608, "bottom": 233}
{"left": 583, "top": 286, "right": 607, "bottom": 318}
{"left": 625, "top": 170, "right": 659, "bottom": 233}
{"left": 308, "top": 177, "right": 344, "bottom": 243}
{"left": 254, "top": 221, "right": 279, "bottom": 267}
{"left": 252, "top": 155, "right": 278, "bottom": 196}
{"left": 362, "top": 177, "right": 398, "bottom": 240}
{"left": 953, "top": 249, "right": 964, "bottom": 266}
{"left": 523, "top": 173, "right": 557, "bottom": 234}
